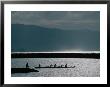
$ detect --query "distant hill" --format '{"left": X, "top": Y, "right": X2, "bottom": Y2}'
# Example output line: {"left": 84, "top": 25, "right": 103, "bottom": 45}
{"left": 11, "top": 24, "right": 100, "bottom": 52}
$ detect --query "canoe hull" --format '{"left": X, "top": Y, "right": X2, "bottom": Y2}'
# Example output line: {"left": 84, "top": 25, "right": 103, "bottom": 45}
{"left": 11, "top": 68, "right": 39, "bottom": 73}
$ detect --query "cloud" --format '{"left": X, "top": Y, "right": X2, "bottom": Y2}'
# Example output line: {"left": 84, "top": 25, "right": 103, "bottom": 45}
{"left": 11, "top": 11, "right": 100, "bottom": 31}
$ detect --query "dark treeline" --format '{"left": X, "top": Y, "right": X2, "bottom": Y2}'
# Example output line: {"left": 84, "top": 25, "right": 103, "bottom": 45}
{"left": 11, "top": 53, "right": 100, "bottom": 59}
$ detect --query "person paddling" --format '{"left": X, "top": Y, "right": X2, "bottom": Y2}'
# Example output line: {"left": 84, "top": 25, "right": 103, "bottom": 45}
{"left": 65, "top": 64, "right": 67, "bottom": 68}
{"left": 26, "top": 62, "right": 29, "bottom": 68}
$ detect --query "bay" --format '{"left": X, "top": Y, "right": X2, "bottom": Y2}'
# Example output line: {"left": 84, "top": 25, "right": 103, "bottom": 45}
{"left": 11, "top": 58, "right": 100, "bottom": 77}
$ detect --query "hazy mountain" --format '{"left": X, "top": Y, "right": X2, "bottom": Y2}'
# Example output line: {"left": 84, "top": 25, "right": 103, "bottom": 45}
{"left": 11, "top": 24, "right": 100, "bottom": 52}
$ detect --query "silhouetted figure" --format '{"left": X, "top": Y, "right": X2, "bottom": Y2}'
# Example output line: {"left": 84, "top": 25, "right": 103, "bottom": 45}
{"left": 71, "top": 65, "right": 75, "bottom": 68}
{"left": 38, "top": 64, "right": 41, "bottom": 68}
{"left": 72, "top": 66, "right": 75, "bottom": 68}
{"left": 26, "top": 63, "right": 29, "bottom": 68}
{"left": 54, "top": 64, "right": 57, "bottom": 68}
{"left": 50, "top": 64, "right": 53, "bottom": 68}
{"left": 65, "top": 64, "right": 67, "bottom": 68}
{"left": 61, "top": 65, "right": 64, "bottom": 68}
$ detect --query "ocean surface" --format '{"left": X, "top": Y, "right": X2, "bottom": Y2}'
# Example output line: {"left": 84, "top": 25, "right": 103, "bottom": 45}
{"left": 11, "top": 58, "right": 100, "bottom": 77}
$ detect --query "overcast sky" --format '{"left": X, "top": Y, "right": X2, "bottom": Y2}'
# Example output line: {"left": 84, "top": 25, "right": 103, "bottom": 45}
{"left": 11, "top": 11, "right": 100, "bottom": 31}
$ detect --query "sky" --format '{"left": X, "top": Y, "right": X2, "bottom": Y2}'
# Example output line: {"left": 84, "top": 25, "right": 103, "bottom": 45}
{"left": 11, "top": 11, "right": 100, "bottom": 52}
{"left": 11, "top": 11, "right": 100, "bottom": 31}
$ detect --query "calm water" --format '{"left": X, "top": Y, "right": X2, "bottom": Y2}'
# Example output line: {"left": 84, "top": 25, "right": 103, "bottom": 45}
{"left": 11, "top": 58, "right": 100, "bottom": 77}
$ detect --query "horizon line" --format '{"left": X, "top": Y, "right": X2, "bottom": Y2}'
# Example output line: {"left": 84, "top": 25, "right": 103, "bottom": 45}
{"left": 12, "top": 51, "right": 100, "bottom": 54}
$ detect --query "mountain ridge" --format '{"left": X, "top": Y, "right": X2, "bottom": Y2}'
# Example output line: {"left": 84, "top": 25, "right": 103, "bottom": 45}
{"left": 11, "top": 24, "right": 99, "bottom": 32}
{"left": 11, "top": 24, "right": 100, "bottom": 52}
